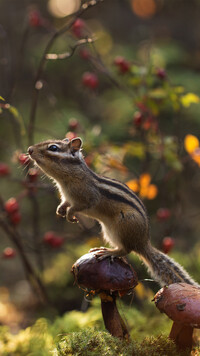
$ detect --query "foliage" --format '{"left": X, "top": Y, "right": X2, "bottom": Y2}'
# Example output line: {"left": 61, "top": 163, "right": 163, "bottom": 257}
{"left": 0, "top": 298, "right": 191, "bottom": 356}
{"left": 0, "top": 324, "right": 192, "bottom": 356}
{"left": 0, "top": 0, "right": 200, "bottom": 353}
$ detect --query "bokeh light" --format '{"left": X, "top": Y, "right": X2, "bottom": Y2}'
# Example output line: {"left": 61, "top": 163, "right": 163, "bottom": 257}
{"left": 48, "top": 0, "right": 81, "bottom": 18}
{"left": 131, "top": 0, "right": 157, "bottom": 19}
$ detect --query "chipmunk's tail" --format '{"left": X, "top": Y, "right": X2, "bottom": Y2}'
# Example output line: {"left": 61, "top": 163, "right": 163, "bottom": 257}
{"left": 139, "top": 243, "right": 199, "bottom": 287}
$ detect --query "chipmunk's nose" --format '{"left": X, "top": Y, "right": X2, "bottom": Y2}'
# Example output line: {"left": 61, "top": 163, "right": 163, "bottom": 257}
{"left": 28, "top": 146, "right": 34, "bottom": 155}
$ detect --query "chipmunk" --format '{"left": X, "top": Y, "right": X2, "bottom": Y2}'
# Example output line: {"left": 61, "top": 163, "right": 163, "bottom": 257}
{"left": 28, "top": 137, "right": 199, "bottom": 287}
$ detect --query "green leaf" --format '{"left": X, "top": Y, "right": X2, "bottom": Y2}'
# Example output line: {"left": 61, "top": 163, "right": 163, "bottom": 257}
{"left": 174, "top": 86, "right": 184, "bottom": 94}
{"left": 164, "top": 149, "right": 183, "bottom": 171}
{"left": 124, "top": 142, "right": 145, "bottom": 159}
{"left": 148, "top": 88, "right": 167, "bottom": 100}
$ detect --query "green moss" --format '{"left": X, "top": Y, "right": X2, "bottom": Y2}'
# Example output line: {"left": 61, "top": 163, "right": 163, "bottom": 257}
{"left": 55, "top": 329, "right": 189, "bottom": 356}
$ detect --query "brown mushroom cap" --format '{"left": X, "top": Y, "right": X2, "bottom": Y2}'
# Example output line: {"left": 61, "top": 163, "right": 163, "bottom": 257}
{"left": 154, "top": 283, "right": 200, "bottom": 327}
{"left": 72, "top": 251, "right": 138, "bottom": 294}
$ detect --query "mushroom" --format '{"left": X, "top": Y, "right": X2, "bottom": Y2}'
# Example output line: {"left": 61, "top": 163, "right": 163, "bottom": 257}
{"left": 72, "top": 251, "right": 138, "bottom": 339}
{"left": 153, "top": 282, "right": 200, "bottom": 351}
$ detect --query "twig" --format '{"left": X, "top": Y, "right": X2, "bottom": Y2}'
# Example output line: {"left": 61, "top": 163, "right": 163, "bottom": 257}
{"left": 8, "top": 25, "right": 30, "bottom": 103}
{"left": 0, "top": 217, "right": 49, "bottom": 304}
{"left": 46, "top": 37, "right": 94, "bottom": 60}
{"left": 28, "top": 0, "right": 103, "bottom": 146}
{"left": 89, "top": 41, "right": 133, "bottom": 95}
{"left": 28, "top": 192, "right": 44, "bottom": 271}
{"left": 0, "top": 196, "right": 49, "bottom": 304}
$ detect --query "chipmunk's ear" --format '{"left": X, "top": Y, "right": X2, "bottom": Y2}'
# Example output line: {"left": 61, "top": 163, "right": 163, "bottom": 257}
{"left": 69, "top": 137, "right": 83, "bottom": 152}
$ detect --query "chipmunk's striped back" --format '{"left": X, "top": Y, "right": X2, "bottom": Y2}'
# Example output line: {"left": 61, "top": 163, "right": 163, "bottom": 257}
{"left": 83, "top": 163, "right": 148, "bottom": 224}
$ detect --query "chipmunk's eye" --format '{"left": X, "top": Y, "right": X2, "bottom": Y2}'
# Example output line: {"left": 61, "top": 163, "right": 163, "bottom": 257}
{"left": 47, "top": 144, "right": 60, "bottom": 152}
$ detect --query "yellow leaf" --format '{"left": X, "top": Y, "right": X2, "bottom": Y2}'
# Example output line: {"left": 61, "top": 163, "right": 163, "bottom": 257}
{"left": 126, "top": 179, "right": 139, "bottom": 192}
{"left": 139, "top": 186, "right": 149, "bottom": 198}
{"left": 192, "top": 148, "right": 200, "bottom": 166}
{"left": 181, "top": 93, "right": 199, "bottom": 107}
{"left": 184, "top": 134, "right": 199, "bottom": 154}
{"left": 108, "top": 158, "right": 128, "bottom": 173}
{"left": 0, "top": 96, "right": 5, "bottom": 101}
{"left": 135, "top": 282, "right": 154, "bottom": 299}
{"left": 148, "top": 88, "right": 167, "bottom": 99}
{"left": 135, "top": 283, "right": 146, "bottom": 299}
{"left": 146, "top": 184, "right": 158, "bottom": 200}
{"left": 139, "top": 173, "right": 151, "bottom": 188}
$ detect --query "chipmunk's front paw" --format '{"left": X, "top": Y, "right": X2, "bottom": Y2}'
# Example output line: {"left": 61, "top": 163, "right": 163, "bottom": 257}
{"left": 56, "top": 205, "right": 67, "bottom": 217}
{"left": 56, "top": 202, "right": 70, "bottom": 218}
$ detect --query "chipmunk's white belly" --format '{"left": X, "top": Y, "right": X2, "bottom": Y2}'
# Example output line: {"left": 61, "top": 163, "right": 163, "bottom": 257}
{"left": 59, "top": 185, "right": 74, "bottom": 205}
{"left": 81, "top": 207, "right": 123, "bottom": 248}
{"left": 100, "top": 221, "right": 123, "bottom": 248}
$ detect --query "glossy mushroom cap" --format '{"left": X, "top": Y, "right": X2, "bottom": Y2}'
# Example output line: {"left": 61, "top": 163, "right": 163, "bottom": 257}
{"left": 72, "top": 251, "right": 138, "bottom": 295}
{"left": 154, "top": 283, "right": 200, "bottom": 327}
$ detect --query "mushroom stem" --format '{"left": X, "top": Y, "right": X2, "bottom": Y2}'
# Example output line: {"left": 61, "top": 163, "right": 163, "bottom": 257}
{"left": 100, "top": 292, "right": 129, "bottom": 340}
{"left": 169, "top": 321, "right": 193, "bottom": 351}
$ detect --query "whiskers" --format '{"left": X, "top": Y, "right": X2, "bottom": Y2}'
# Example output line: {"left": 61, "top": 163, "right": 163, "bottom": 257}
{"left": 21, "top": 162, "right": 29, "bottom": 172}
{"left": 40, "top": 173, "right": 47, "bottom": 181}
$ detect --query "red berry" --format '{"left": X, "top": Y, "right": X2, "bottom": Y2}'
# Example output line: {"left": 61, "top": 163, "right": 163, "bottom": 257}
{"left": 136, "top": 102, "right": 148, "bottom": 112}
{"left": 18, "top": 153, "right": 30, "bottom": 166}
{"left": 44, "top": 231, "right": 55, "bottom": 244}
{"left": 72, "top": 18, "right": 85, "bottom": 38}
{"left": 43, "top": 231, "right": 64, "bottom": 248}
{"left": 50, "top": 236, "right": 64, "bottom": 248}
{"left": 68, "top": 118, "right": 79, "bottom": 131}
{"left": 29, "top": 9, "right": 42, "bottom": 27}
{"left": 82, "top": 72, "right": 99, "bottom": 89}
{"left": 156, "top": 208, "right": 171, "bottom": 221}
{"left": 0, "top": 163, "right": 10, "bottom": 176}
{"left": 79, "top": 48, "right": 90, "bottom": 60}
{"left": 5, "top": 198, "right": 19, "bottom": 214}
{"left": 43, "top": 231, "right": 56, "bottom": 244}
{"left": 162, "top": 237, "right": 175, "bottom": 254}
{"left": 114, "top": 56, "right": 130, "bottom": 74}
{"left": 3, "top": 247, "right": 16, "bottom": 259}
{"left": 133, "top": 112, "right": 143, "bottom": 127}
{"left": 156, "top": 68, "right": 166, "bottom": 80}
{"left": 142, "top": 117, "right": 154, "bottom": 130}
{"left": 28, "top": 168, "right": 39, "bottom": 182}
{"left": 10, "top": 211, "right": 21, "bottom": 225}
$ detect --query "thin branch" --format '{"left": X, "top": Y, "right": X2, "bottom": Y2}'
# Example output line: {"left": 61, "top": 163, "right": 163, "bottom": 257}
{"left": 28, "top": 192, "right": 44, "bottom": 271}
{"left": 28, "top": 0, "right": 103, "bottom": 146}
{"left": 0, "top": 196, "right": 49, "bottom": 304}
{"left": 46, "top": 37, "right": 94, "bottom": 60}
{"left": 89, "top": 41, "right": 133, "bottom": 95}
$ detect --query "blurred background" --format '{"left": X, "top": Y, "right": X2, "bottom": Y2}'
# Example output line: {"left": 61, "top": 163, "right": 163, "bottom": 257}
{"left": 0, "top": 0, "right": 200, "bottom": 353}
